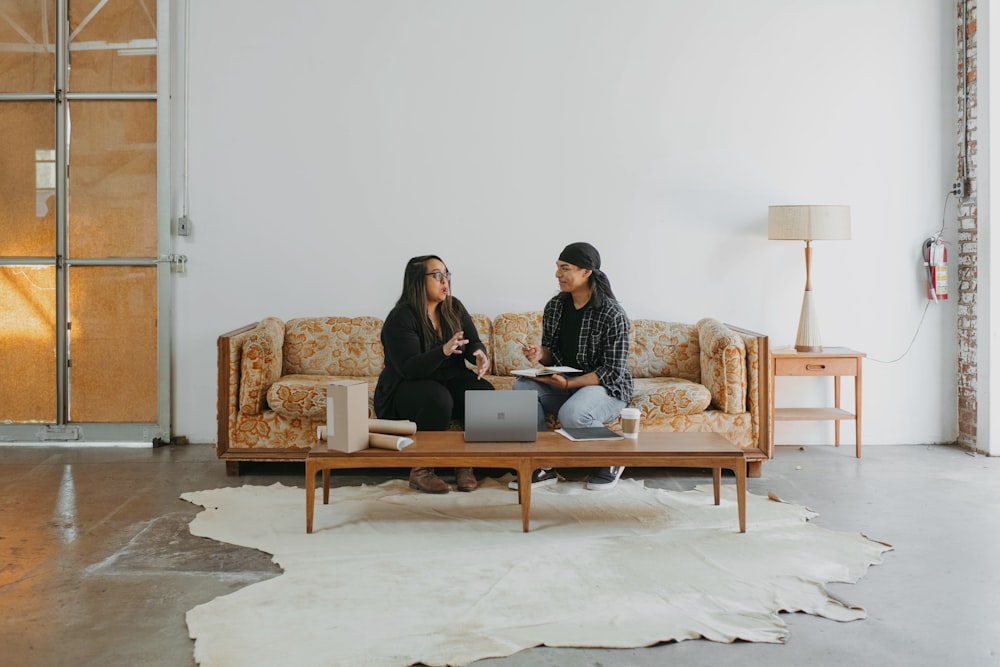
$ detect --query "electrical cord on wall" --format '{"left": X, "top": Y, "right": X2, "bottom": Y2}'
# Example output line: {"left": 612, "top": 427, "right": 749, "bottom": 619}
{"left": 867, "top": 190, "right": 952, "bottom": 364}
{"left": 866, "top": 301, "right": 931, "bottom": 364}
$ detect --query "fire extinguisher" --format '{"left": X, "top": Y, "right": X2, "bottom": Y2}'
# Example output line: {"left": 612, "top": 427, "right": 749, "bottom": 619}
{"left": 923, "top": 236, "right": 948, "bottom": 301}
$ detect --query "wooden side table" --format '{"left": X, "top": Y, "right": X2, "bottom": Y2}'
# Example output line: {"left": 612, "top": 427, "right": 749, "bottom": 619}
{"left": 770, "top": 347, "right": 865, "bottom": 457}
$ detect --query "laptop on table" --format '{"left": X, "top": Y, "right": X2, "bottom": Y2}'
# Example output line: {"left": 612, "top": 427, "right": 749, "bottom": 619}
{"left": 463, "top": 390, "right": 538, "bottom": 442}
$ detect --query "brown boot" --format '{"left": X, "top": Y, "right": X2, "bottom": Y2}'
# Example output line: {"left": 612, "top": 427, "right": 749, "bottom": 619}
{"left": 408, "top": 467, "right": 451, "bottom": 494}
{"left": 455, "top": 467, "right": 478, "bottom": 492}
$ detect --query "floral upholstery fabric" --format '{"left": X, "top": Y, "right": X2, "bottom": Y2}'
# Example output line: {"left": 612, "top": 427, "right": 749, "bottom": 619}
{"left": 635, "top": 411, "right": 755, "bottom": 449}
{"left": 221, "top": 326, "right": 253, "bottom": 454}
{"left": 469, "top": 313, "right": 493, "bottom": 364}
{"left": 268, "top": 375, "right": 379, "bottom": 420}
{"left": 696, "top": 318, "right": 747, "bottom": 414}
{"left": 738, "top": 328, "right": 764, "bottom": 450}
{"left": 233, "top": 409, "right": 320, "bottom": 451}
{"left": 632, "top": 377, "right": 711, "bottom": 418}
{"left": 489, "top": 375, "right": 516, "bottom": 391}
{"left": 238, "top": 317, "right": 285, "bottom": 416}
{"left": 220, "top": 312, "right": 765, "bottom": 456}
{"left": 283, "top": 317, "right": 385, "bottom": 376}
{"left": 491, "top": 312, "right": 544, "bottom": 376}
{"left": 628, "top": 320, "right": 701, "bottom": 381}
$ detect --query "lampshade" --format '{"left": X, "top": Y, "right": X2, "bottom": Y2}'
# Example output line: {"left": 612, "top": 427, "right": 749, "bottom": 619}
{"left": 768, "top": 205, "right": 851, "bottom": 241}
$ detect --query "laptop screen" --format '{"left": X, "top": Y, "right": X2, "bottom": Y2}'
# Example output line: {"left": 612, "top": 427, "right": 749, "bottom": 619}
{"left": 463, "top": 390, "right": 538, "bottom": 442}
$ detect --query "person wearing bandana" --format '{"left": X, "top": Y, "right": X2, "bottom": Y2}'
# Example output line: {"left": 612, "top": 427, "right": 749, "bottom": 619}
{"left": 512, "top": 241, "right": 634, "bottom": 491}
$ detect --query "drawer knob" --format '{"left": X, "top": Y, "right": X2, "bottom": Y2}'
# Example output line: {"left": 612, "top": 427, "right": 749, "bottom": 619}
{"left": 806, "top": 364, "right": 827, "bottom": 371}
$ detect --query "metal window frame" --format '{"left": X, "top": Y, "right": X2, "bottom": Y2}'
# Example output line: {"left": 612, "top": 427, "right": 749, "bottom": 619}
{"left": 0, "top": 0, "right": 172, "bottom": 445}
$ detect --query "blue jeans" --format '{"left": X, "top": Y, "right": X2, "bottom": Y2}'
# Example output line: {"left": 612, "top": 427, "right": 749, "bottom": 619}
{"left": 513, "top": 377, "right": 626, "bottom": 431}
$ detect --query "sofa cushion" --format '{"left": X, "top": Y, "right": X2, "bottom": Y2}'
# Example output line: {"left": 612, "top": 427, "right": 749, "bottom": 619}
{"left": 468, "top": 313, "right": 494, "bottom": 367}
{"left": 631, "top": 377, "right": 712, "bottom": 421}
{"left": 629, "top": 320, "right": 700, "bottom": 381}
{"left": 486, "top": 375, "right": 516, "bottom": 391}
{"left": 238, "top": 317, "right": 285, "bottom": 416}
{"left": 283, "top": 316, "right": 385, "bottom": 376}
{"left": 491, "top": 312, "right": 544, "bottom": 375}
{"left": 697, "top": 318, "right": 746, "bottom": 413}
{"left": 268, "top": 375, "right": 380, "bottom": 420}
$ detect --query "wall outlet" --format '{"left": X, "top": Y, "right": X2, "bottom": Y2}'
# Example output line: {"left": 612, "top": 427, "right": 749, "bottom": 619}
{"left": 952, "top": 180, "right": 964, "bottom": 198}
{"left": 177, "top": 215, "right": 192, "bottom": 236}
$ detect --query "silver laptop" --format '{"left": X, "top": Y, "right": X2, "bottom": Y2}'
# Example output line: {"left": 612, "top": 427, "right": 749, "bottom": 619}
{"left": 464, "top": 390, "right": 538, "bottom": 442}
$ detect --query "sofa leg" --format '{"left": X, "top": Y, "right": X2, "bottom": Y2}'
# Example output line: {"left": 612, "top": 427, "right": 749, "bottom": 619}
{"left": 225, "top": 461, "right": 242, "bottom": 477}
{"left": 747, "top": 460, "right": 762, "bottom": 478}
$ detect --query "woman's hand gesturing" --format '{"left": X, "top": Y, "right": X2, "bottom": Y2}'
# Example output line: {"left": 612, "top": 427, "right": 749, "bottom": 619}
{"left": 443, "top": 330, "right": 470, "bottom": 356}
{"left": 472, "top": 349, "right": 490, "bottom": 379}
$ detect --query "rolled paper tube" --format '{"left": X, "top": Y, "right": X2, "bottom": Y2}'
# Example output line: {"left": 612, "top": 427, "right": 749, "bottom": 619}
{"left": 319, "top": 420, "right": 416, "bottom": 441}
{"left": 368, "top": 433, "right": 415, "bottom": 451}
{"left": 367, "top": 419, "right": 417, "bottom": 436}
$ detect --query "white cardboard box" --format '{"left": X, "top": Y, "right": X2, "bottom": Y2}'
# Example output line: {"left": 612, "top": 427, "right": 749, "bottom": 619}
{"left": 326, "top": 380, "right": 370, "bottom": 453}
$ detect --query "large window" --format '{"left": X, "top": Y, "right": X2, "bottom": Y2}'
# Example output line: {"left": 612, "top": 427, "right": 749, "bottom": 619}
{"left": 0, "top": 1, "right": 170, "bottom": 443}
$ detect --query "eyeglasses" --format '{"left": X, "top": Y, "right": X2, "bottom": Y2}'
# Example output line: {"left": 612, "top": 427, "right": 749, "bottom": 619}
{"left": 426, "top": 271, "right": 452, "bottom": 282}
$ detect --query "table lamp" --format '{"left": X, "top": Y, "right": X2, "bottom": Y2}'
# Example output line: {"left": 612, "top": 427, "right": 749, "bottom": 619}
{"left": 768, "top": 205, "right": 851, "bottom": 352}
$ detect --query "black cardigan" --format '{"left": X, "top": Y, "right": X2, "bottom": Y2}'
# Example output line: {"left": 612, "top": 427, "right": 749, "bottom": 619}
{"left": 373, "top": 300, "right": 487, "bottom": 419}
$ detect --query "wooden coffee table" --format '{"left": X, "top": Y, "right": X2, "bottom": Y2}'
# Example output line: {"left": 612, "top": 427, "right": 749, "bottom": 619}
{"left": 305, "top": 431, "right": 747, "bottom": 533}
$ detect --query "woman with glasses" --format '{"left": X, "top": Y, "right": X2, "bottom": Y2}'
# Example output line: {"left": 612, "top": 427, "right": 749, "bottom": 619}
{"left": 374, "top": 255, "right": 493, "bottom": 493}
{"left": 512, "top": 241, "right": 633, "bottom": 491}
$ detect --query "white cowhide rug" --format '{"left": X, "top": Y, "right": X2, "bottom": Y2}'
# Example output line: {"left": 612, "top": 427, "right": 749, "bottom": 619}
{"left": 182, "top": 478, "right": 890, "bottom": 667}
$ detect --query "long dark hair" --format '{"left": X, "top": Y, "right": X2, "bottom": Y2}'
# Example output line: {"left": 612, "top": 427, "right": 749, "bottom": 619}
{"left": 396, "top": 255, "right": 464, "bottom": 346}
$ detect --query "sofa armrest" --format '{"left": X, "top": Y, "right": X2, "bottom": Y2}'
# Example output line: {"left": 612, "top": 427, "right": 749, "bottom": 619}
{"left": 697, "top": 318, "right": 747, "bottom": 413}
{"left": 216, "top": 318, "right": 285, "bottom": 457}
{"left": 723, "top": 323, "right": 771, "bottom": 460}
{"left": 237, "top": 317, "right": 286, "bottom": 415}
{"left": 217, "top": 322, "right": 258, "bottom": 458}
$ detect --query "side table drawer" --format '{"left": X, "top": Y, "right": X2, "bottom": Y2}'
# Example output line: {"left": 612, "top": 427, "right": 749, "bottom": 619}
{"left": 774, "top": 356, "right": 858, "bottom": 377}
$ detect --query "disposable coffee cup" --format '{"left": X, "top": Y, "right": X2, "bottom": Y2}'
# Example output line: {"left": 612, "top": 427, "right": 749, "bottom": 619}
{"left": 620, "top": 407, "right": 641, "bottom": 438}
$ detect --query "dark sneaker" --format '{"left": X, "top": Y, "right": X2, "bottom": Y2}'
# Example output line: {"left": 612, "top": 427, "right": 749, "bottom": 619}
{"left": 508, "top": 468, "right": 559, "bottom": 490}
{"left": 586, "top": 466, "right": 625, "bottom": 491}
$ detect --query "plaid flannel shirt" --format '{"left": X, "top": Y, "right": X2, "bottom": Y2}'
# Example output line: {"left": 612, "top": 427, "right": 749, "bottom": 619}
{"left": 540, "top": 294, "right": 633, "bottom": 403}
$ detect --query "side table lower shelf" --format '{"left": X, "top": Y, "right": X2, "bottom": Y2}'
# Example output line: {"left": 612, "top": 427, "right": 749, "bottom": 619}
{"left": 774, "top": 407, "right": 855, "bottom": 420}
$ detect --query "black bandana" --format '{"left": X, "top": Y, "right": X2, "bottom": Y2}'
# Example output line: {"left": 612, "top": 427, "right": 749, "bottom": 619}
{"left": 558, "top": 242, "right": 601, "bottom": 270}
{"left": 558, "top": 241, "right": 616, "bottom": 307}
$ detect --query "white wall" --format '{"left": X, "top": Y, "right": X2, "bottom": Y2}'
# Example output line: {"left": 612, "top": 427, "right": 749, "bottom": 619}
{"left": 171, "top": 0, "right": 958, "bottom": 447}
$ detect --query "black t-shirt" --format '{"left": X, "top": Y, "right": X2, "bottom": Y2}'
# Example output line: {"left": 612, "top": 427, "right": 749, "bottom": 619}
{"left": 558, "top": 301, "right": 589, "bottom": 367}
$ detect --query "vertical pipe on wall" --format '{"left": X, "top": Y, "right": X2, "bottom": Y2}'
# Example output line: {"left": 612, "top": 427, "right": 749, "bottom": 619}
{"left": 55, "top": 0, "right": 69, "bottom": 425}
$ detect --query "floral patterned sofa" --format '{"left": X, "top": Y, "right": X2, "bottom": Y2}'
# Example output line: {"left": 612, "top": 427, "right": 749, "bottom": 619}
{"left": 217, "top": 313, "right": 771, "bottom": 476}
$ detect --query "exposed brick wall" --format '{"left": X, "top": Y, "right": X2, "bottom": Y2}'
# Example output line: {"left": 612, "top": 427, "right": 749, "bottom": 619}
{"left": 956, "top": 0, "right": 978, "bottom": 449}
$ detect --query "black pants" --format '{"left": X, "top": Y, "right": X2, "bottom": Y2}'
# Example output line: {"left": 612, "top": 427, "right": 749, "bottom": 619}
{"left": 389, "top": 374, "right": 494, "bottom": 431}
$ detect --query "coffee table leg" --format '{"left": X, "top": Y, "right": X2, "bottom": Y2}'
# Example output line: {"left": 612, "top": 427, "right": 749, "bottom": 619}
{"left": 735, "top": 462, "right": 746, "bottom": 533}
{"left": 306, "top": 461, "right": 316, "bottom": 534}
{"left": 712, "top": 467, "right": 721, "bottom": 505}
{"left": 323, "top": 469, "right": 330, "bottom": 504}
{"left": 518, "top": 462, "right": 532, "bottom": 532}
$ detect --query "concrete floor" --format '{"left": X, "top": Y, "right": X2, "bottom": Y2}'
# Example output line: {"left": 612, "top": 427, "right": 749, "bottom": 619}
{"left": 1, "top": 443, "right": 998, "bottom": 667}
